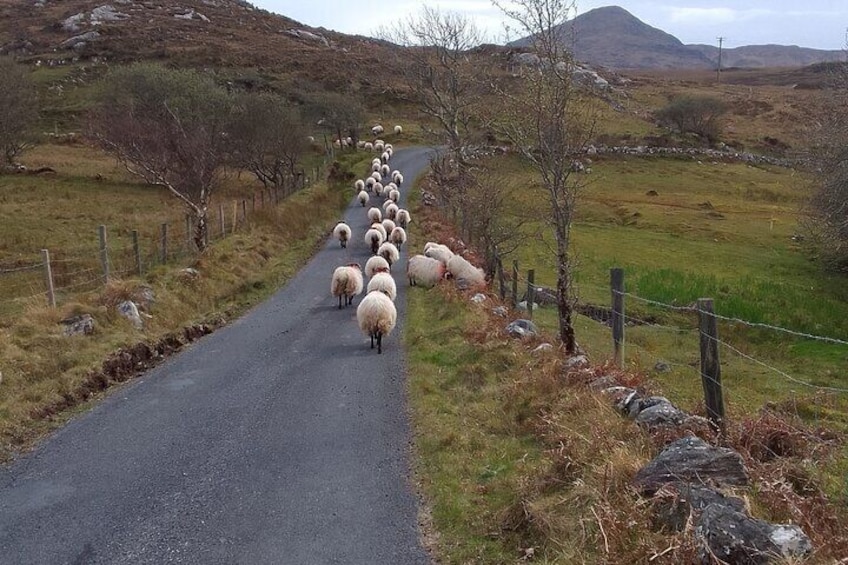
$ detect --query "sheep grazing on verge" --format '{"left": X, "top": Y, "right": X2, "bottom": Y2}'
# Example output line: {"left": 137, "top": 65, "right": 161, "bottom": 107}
{"left": 365, "top": 255, "right": 391, "bottom": 277}
{"left": 373, "top": 182, "right": 384, "bottom": 196}
{"left": 395, "top": 209, "right": 411, "bottom": 229}
{"left": 370, "top": 222, "right": 387, "bottom": 242}
{"left": 381, "top": 218, "right": 396, "bottom": 235}
{"left": 385, "top": 202, "right": 399, "bottom": 222}
{"left": 374, "top": 140, "right": 385, "bottom": 152}
{"left": 367, "top": 207, "right": 382, "bottom": 223}
{"left": 356, "top": 290, "right": 397, "bottom": 354}
{"left": 367, "top": 269, "right": 397, "bottom": 302}
{"left": 365, "top": 228, "right": 384, "bottom": 254}
{"left": 380, "top": 164, "right": 390, "bottom": 176}
{"left": 331, "top": 264, "right": 363, "bottom": 309}
{"left": 332, "top": 222, "right": 351, "bottom": 248}
{"left": 424, "top": 242, "right": 454, "bottom": 265}
{"left": 364, "top": 142, "right": 373, "bottom": 151}
{"left": 390, "top": 226, "right": 407, "bottom": 248}
{"left": 394, "top": 125, "right": 403, "bottom": 134}
{"left": 357, "top": 190, "right": 370, "bottom": 207}
{"left": 388, "top": 189, "right": 400, "bottom": 203}
{"left": 371, "top": 124, "right": 384, "bottom": 135}
{"left": 354, "top": 179, "right": 365, "bottom": 191}
{"left": 447, "top": 254, "right": 486, "bottom": 290}
{"left": 378, "top": 241, "right": 400, "bottom": 267}
{"left": 407, "top": 254, "right": 446, "bottom": 288}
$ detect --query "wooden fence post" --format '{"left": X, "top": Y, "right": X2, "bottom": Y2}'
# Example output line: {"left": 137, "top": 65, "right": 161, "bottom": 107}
{"left": 219, "top": 203, "right": 226, "bottom": 237}
{"left": 526, "top": 269, "right": 536, "bottom": 319}
{"left": 132, "top": 230, "right": 142, "bottom": 275}
{"left": 611, "top": 268, "right": 625, "bottom": 368}
{"left": 497, "top": 257, "right": 506, "bottom": 301}
{"left": 698, "top": 298, "right": 726, "bottom": 434}
{"left": 252, "top": 193, "right": 256, "bottom": 212}
{"left": 241, "top": 199, "right": 247, "bottom": 223}
{"left": 512, "top": 260, "right": 518, "bottom": 307}
{"left": 185, "top": 214, "right": 192, "bottom": 252}
{"left": 160, "top": 223, "right": 168, "bottom": 264}
{"left": 98, "top": 225, "right": 109, "bottom": 284}
{"left": 41, "top": 249, "right": 56, "bottom": 308}
{"left": 232, "top": 200, "right": 238, "bottom": 231}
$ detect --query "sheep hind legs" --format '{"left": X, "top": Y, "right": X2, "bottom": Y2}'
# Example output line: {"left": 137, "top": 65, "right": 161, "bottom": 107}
{"left": 338, "top": 295, "right": 343, "bottom": 309}
{"left": 377, "top": 332, "right": 383, "bottom": 354}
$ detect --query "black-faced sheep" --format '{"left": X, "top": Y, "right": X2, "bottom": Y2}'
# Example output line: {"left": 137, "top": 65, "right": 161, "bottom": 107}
{"left": 358, "top": 190, "right": 370, "bottom": 207}
{"left": 365, "top": 255, "right": 390, "bottom": 277}
{"left": 365, "top": 228, "right": 384, "bottom": 254}
{"left": 390, "top": 226, "right": 407, "bottom": 248}
{"left": 332, "top": 222, "right": 351, "bottom": 248}
{"left": 367, "top": 269, "right": 397, "bottom": 302}
{"left": 378, "top": 241, "right": 400, "bottom": 267}
{"left": 395, "top": 209, "right": 411, "bottom": 229}
{"left": 331, "top": 264, "right": 363, "bottom": 309}
{"left": 356, "top": 290, "right": 397, "bottom": 354}
{"left": 407, "top": 254, "right": 446, "bottom": 288}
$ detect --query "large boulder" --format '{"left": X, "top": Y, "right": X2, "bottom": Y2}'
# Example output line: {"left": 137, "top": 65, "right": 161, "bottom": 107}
{"left": 60, "top": 314, "right": 95, "bottom": 336}
{"left": 505, "top": 319, "right": 538, "bottom": 339}
{"left": 653, "top": 482, "right": 746, "bottom": 532}
{"left": 633, "top": 436, "right": 748, "bottom": 494}
{"left": 118, "top": 300, "right": 143, "bottom": 329}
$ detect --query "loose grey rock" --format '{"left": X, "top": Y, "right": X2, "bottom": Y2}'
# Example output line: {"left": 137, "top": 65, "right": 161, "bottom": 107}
{"left": 696, "top": 503, "right": 812, "bottom": 564}
{"left": 588, "top": 375, "right": 618, "bottom": 391}
{"left": 602, "top": 386, "right": 637, "bottom": 408}
{"left": 516, "top": 301, "right": 539, "bottom": 312}
{"left": 491, "top": 306, "right": 508, "bottom": 317}
{"left": 635, "top": 402, "right": 690, "bottom": 428}
{"left": 118, "top": 300, "right": 143, "bottom": 329}
{"left": 634, "top": 436, "right": 749, "bottom": 494}
{"left": 505, "top": 319, "right": 537, "bottom": 339}
{"left": 179, "top": 267, "right": 200, "bottom": 279}
{"left": 90, "top": 5, "right": 130, "bottom": 23}
{"left": 61, "top": 13, "right": 85, "bottom": 32}
{"left": 61, "top": 314, "right": 95, "bottom": 336}
{"left": 60, "top": 31, "right": 100, "bottom": 49}
{"left": 532, "top": 343, "right": 553, "bottom": 354}
{"left": 286, "top": 28, "right": 329, "bottom": 47}
{"left": 628, "top": 395, "right": 671, "bottom": 418}
{"left": 564, "top": 354, "right": 589, "bottom": 370}
{"left": 654, "top": 360, "right": 671, "bottom": 372}
{"left": 175, "top": 9, "right": 209, "bottom": 21}
{"left": 136, "top": 285, "right": 155, "bottom": 312}
{"left": 470, "top": 293, "right": 486, "bottom": 304}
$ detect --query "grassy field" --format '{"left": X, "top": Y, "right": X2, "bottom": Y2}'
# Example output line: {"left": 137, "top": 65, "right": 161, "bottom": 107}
{"left": 0, "top": 141, "right": 371, "bottom": 460}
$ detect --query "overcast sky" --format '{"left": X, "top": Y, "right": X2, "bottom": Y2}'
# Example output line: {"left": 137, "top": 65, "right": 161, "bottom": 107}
{"left": 257, "top": 1, "right": 848, "bottom": 50}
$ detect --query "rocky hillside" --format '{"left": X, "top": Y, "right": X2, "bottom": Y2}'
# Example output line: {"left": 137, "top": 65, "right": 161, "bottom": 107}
{"left": 508, "top": 5, "right": 843, "bottom": 70}
{"left": 0, "top": 0, "right": 399, "bottom": 91}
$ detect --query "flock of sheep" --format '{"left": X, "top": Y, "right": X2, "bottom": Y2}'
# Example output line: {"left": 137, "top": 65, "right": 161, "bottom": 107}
{"left": 328, "top": 127, "right": 486, "bottom": 354}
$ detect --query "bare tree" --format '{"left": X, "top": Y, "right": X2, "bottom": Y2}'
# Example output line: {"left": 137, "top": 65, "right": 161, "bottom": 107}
{"left": 382, "top": 7, "right": 485, "bottom": 164}
{"left": 0, "top": 57, "right": 37, "bottom": 168}
{"left": 307, "top": 91, "right": 364, "bottom": 154}
{"left": 806, "top": 63, "right": 848, "bottom": 272}
{"left": 229, "top": 91, "right": 307, "bottom": 195}
{"left": 492, "top": 0, "right": 598, "bottom": 354}
{"left": 89, "top": 64, "right": 234, "bottom": 250}
{"left": 656, "top": 94, "right": 727, "bottom": 143}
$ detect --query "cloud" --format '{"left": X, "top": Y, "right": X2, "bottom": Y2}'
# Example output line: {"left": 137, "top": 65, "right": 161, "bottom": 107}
{"left": 666, "top": 7, "right": 767, "bottom": 24}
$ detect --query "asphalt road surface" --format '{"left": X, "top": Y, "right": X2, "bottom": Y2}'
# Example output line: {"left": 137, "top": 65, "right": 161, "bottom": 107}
{"left": 0, "top": 146, "right": 436, "bottom": 564}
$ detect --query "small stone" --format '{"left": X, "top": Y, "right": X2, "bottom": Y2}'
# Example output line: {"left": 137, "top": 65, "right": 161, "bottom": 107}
{"left": 653, "top": 360, "right": 671, "bottom": 372}
{"left": 179, "top": 267, "right": 199, "bottom": 279}
{"left": 564, "top": 354, "right": 589, "bottom": 370}
{"left": 60, "top": 314, "right": 95, "bottom": 336}
{"left": 506, "top": 319, "right": 538, "bottom": 339}
{"left": 470, "top": 293, "right": 486, "bottom": 304}
{"left": 588, "top": 375, "right": 618, "bottom": 390}
{"left": 491, "top": 306, "right": 508, "bottom": 317}
{"left": 533, "top": 343, "right": 553, "bottom": 354}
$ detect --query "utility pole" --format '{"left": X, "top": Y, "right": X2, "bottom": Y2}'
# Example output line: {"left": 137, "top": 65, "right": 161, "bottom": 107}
{"left": 716, "top": 36, "right": 725, "bottom": 84}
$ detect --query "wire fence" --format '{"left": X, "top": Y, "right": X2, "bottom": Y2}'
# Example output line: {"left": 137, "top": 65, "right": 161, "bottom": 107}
{"left": 499, "top": 262, "right": 848, "bottom": 432}
{"left": 0, "top": 183, "right": 304, "bottom": 322}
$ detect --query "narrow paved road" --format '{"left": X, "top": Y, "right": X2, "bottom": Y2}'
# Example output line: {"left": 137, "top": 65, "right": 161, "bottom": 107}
{"left": 0, "top": 147, "right": 435, "bottom": 564}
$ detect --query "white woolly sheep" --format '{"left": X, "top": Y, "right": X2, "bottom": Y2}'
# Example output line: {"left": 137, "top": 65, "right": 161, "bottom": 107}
{"left": 365, "top": 228, "right": 384, "bottom": 254}
{"left": 407, "top": 254, "right": 446, "bottom": 288}
{"left": 374, "top": 141, "right": 385, "bottom": 151}
{"left": 307, "top": 135, "right": 315, "bottom": 144}
{"left": 382, "top": 198, "right": 395, "bottom": 211}
{"left": 365, "top": 177, "right": 376, "bottom": 190}
{"left": 386, "top": 147, "right": 393, "bottom": 158}
{"left": 373, "top": 182, "right": 384, "bottom": 196}
{"left": 364, "top": 142, "right": 374, "bottom": 151}
{"left": 357, "top": 190, "right": 370, "bottom": 207}
{"left": 372, "top": 157, "right": 381, "bottom": 166}
{"left": 357, "top": 140, "right": 365, "bottom": 148}
{"left": 385, "top": 202, "right": 399, "bottom": 221}
{"left": 371, "top": 163, "right": 381, "bottom": 173}
{"left": 395, "top": 209, "right": 411, "bottom": 229}
{"left": 378, "top": 241, "right": 400, "bottom": 267}
{"left": 346, "top": 136, "right": 353, "bottom": 145}
{"left": 354, "top": 179, "right": 365, "bottom": 191}
{"left": 388, "top": 189, "right": 400, "bottom": 203}
{"left": 367, "top": 270, "right": 397, "bottom": 302}
{"left": 356, "top": 290, "right": 397, "bottom": 354}
{"left": 331, "top": 264, "right": 363, "bottom": 309}
{"left": 391, "top": 170, "right": 401, "bottom": 183}
{"left": 447, "top": 254, "right": 486, "bottom": 290}
{"left": 381, "top": 218, "right": 396, "bottom": 234}
{"left": 365, "top": 255, "right": 390, "bottom": 277}
{"left": 367, "top": 207, "right": 382, "bottom": 223}
{"left": 371, "top": 171, "right": 382, "bottom": 182}
{"left": 394, "top": 125, "right": 403, "bottom": 134}
{"left": 394, "top": 172, "right": 404, "bottom": 186}
{"left": 385, "top": 143, "right": 393, "bottom": 151}
{"left": 380, "top": 164, "right": 390, "bottom": 176}
{"left": 370, "top": 222, "right": 387, "bottom": 242}
{"left": 381, "top": 151, "right": 390, "bottom": 164}
{"left": 371, "top": 124, "right": 384, "bottom": 135}
{"left": 390, "top": 226, "right": 407, "bottom": 248}
{"left": 332, "top": 222, "right": 351, "bottom": 248}
{"left": 385, "top": 181, "right": 398, "bottom": 192}
{"left": 424, "top": 242, "right": 454, "bottom": 265}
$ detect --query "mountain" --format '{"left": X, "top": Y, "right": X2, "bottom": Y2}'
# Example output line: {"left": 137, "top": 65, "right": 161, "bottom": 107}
{"left": 508, "top": 5, "right": 843, "bottom": 70}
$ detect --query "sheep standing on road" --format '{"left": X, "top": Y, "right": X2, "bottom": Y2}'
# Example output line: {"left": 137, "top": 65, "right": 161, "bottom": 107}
{"left": 395, "top": 209, "right": 411, "bottom": 229}
{"left": 365, "top": 228, "right": 384, "bottom": 254}
{"left": 358, "top": 190, "right": 370, "bottom": 207}
{"left": 381, "top": 218, "right": 396, "bottom": 235}
{"left": 354, "top": 179, "right": 365, "bottom": 192}
{"left": 390, "top": 226, "right": 407, "bottom": 248}
{"left": 385, "top": 202, "right": 399, "bottom": 222}
{"left": 332, "top": 222, "right": 351, "bottom": 248}
{"left": 365, "top": 255, "right": 391, "bottom": 277}
{"left": 356, "top": 290, "right": 397, "bottom": 354}
{"left": 367, "top": 269, "right": 397, "bottom": 301}
{"left": 378, "top": 241, "right": 400, "bottom": 267}
{"left": 331, "top": 264, "right": 363, "bottom": 309}
{"left": 367, "top": 207, "right": 382, "bottom": 223}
